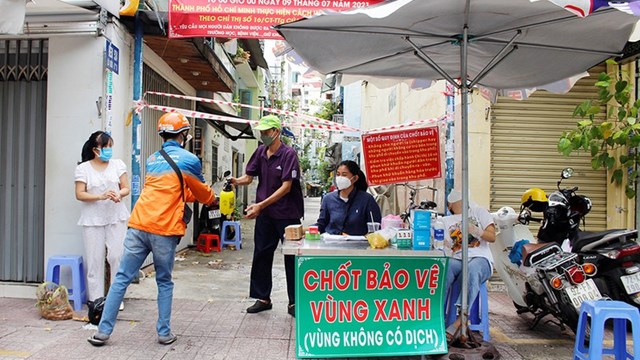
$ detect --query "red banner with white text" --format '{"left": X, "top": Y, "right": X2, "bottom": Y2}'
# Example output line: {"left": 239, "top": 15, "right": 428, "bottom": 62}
{"left": 362, "top": 127, "right": 442, "bottom": 185}
{"left": 168, "top": 0, "right": 384, "bottom": 39}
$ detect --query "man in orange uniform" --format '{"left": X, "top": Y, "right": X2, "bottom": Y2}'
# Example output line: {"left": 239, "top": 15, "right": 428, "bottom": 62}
{"left": 89, "top": 113, "right": 216, "bottom": 346}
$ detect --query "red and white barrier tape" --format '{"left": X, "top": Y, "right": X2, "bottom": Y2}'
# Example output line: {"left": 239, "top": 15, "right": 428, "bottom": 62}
{"left": 141, "top": 103, "right": 349, "bottom": 132}
{"left": 137, "top": 99, "right": 446, "bottom": 135}
{"left": 143, "top": 91, "right": 360, "bottom": 132}
{"left": 144, "top": 104, "right": 258, "bottom": 126}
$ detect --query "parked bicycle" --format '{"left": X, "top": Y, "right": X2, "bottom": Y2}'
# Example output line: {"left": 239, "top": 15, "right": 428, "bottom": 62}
{"left": 397, "top": 183, "right": 438, "bottom": 228}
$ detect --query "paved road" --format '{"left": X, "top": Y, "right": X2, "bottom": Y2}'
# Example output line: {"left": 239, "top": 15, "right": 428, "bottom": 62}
{"left": 0, "top": 197, "right": 627, "bottom": 359}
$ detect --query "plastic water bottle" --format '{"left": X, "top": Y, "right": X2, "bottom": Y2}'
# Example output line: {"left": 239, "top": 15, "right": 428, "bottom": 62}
{"left": 433, "top": 216, "right": 445, "bottom": 251}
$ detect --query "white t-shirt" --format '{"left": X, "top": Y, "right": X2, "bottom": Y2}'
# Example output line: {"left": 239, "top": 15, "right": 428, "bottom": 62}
{"left": 441, "top": 205, "right": 494, "bottom": 271}
{"left": 75, "top": 159, "right": 130, "bottom": 226}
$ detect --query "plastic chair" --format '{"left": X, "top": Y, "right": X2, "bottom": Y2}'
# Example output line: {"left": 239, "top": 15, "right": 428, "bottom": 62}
{"left": 197, "top": 233, "right": 221, "bottom": 253}
{"left": 573, "top": 300, "right": 640, "bottom": 360}
{"left": 220, "top": 221, "right": 242, "bottom": 249}
{"left": 45, "top": 255, "right": 87, "bottom": 311}
{"left": 445, "top": 280, "right": 490, "bottom": 341}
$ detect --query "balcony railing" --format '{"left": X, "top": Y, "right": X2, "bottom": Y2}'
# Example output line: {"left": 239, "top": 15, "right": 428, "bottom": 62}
{"left": 204, "top": 37, "right": 236, "bottom": 80}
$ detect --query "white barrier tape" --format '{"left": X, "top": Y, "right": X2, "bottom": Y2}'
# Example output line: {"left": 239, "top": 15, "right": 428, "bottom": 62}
{"left": 143, "top": 91, "right": 360, "bottom": 132}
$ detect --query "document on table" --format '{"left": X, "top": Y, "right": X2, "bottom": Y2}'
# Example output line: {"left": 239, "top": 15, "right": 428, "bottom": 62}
{"left": 321, "top": 234, "right": 368, "bottom": 243}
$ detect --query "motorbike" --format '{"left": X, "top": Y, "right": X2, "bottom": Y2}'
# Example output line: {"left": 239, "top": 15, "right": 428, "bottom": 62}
{"left": 520, "top": 167, "right": 640, "bottom": 307}
{"left": 197, "top": 170, "right": 233, "bottom": 239}
{"left": 491, "top": 206, "right": 602, "bottom": 333}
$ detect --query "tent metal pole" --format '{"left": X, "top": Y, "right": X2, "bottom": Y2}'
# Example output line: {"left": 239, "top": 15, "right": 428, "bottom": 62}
{"left": 475, "top": 6, "right": 616, "bottom": 41}
{"left": 476, "top": 38, "right": 621, "bottom": 56}
{"left": 460, "top": 23, "right": 470, "bottom": 337}
{"left": 406, "top": 37, "right": 459, "bottom": 87}
{"left": 469, "top": 31, "right": 521, "bottom": 88}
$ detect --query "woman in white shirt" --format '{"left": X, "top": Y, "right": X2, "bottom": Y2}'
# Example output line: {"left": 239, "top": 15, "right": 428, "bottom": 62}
{"left": 75, "top": 131, "right": 130, "bottom": 309}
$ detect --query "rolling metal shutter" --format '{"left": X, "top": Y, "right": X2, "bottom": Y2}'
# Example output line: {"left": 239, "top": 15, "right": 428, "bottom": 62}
{"left": 490, "top": 65, "right": 607, "bottom": 231}
{"left": 0, "top": 39, "right": 47, "bottom": 282}
{"left": 141, "top": 64, "right": 194, "bottom": 181}
{"left": 140, "top": 64, "right": 194, "bottom": 267}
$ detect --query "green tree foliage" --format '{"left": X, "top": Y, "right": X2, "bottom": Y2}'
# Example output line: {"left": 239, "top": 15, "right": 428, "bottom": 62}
{"left": 558, "top": 60, "right": 639, "bottom": 198}
{"left": 314, "top": 100, "right": 341, "bottom": 121}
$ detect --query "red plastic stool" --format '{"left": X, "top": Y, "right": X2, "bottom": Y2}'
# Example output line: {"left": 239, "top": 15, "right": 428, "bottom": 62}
{"left": 197, "top": 234, "right": 220, "bottom": 253}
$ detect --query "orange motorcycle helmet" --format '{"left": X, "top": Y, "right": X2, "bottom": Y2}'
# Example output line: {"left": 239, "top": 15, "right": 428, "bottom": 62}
{"left": 157, "top": 112, "right": 191, "bottom": 135}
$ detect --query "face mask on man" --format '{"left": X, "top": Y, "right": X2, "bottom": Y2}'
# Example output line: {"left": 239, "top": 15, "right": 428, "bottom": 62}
{"left": 97, "top": 147, "right": 112, "bottom": 162}
{"left": 260, "top": 131, "right": 277, "bottom": 147}
{"left": 181, "top": 132, "right": 192, "bottom": 148}
{"left": 335, "top": 176, "right": 354, "bottom": 191}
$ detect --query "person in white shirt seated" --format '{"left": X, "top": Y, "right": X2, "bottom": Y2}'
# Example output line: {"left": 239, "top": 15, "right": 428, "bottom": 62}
{"left": 440, "top": 190, "right": 495, "bottom": 344}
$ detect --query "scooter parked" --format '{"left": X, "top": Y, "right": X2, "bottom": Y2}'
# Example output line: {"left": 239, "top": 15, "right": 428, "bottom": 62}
{"left": 520, "top": 168, "right": 640, "bottom": 307}
{"left": 491, "top": 206, "right": 602, "bottom": 333}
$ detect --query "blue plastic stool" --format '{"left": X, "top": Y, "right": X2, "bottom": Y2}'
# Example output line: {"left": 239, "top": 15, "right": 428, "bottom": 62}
{"left": 220, "top": 221, "right": 242, "bottom": 249}
{"left": 445, "top": 281, "right": 490, "bottom": 341}
{"left": 45, "top": 255, "right": 87, "bottom": 311}
{"left": 573, "top": 300, "right": 640, "bottom": 360}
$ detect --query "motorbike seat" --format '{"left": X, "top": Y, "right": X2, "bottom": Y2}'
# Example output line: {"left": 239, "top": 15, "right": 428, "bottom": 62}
{"left": 573, "top": 229, "right": 638, "bottom": 252}
{"left": 522, "top": 242, "right": 561, "bottom": 267}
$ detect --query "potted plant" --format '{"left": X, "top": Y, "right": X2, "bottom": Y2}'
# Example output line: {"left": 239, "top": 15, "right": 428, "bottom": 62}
{"left": 233, "top": 47, "right": 251, "bottom": 64}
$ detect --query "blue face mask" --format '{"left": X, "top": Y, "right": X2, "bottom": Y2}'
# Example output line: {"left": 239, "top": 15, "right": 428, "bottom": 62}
{"left": 98, "top": 147, "right": 112, "bottom": 161}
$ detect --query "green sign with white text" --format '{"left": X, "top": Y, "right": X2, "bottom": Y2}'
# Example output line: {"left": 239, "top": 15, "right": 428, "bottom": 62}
{"left": 295, "top": 256, "right": 448, "bottom": 358}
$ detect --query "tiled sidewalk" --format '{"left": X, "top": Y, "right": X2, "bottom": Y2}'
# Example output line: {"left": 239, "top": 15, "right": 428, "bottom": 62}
{"left": 0, "top": 290, "right": 586, "bottom": 360}
{"left": 0, "top": 297, "right": 297, "bottom": 360}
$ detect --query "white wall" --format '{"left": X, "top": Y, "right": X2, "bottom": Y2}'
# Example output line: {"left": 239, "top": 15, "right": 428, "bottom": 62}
{"left": 41, "top": 27, "right": 134, "bottom": 293}
{"left": 361, "top": 82, "right": 446, "bottom": 130}
{"left": 45, "top": 35, "right": 107, "bottom": 262}
{"left": 355, "top": 80, "right": 493, "bottom": 213}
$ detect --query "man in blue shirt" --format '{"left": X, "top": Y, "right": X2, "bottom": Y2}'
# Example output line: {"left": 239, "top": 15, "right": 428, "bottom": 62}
{"left": 231, "top": 115, "right": 304, "bottom": 317}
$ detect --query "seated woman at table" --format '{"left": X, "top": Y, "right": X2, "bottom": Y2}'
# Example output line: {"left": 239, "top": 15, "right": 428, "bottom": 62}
{"left": 441, "top": 190, "right": 495, "bottom": 345}
{"left": 315, "top": 160, "right": 381, "bottom": 236}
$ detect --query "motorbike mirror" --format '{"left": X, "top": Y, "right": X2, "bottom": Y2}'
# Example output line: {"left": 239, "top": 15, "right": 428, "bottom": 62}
{"left": 223, "top": 170, "right": 231, "bottom": 178}
{"left": 561, "top": 167, "right": 574, "bottom": 180}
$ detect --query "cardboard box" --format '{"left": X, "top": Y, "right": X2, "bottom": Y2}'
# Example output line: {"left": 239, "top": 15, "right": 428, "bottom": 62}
{"left": 412, "top": 210, "right": 432, "bottom": 230}
{"left": 391, "top": 229, "right": 413, "bottom": 249}
{"left": 285, "top": 224, "right": 304, "bottom": 240}
{"left": 413, "top": 229, "right": 431, "bottom": 250}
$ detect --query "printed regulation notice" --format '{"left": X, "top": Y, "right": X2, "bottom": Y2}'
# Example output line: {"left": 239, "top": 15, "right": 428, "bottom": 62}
{"left": 362, "top": 127, "right": 441, "bottom": 185}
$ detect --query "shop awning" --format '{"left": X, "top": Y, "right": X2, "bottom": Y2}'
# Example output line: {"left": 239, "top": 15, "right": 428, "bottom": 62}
{"left": 119, "top": 10, "right": 235, "bottom": 93}
{"left": 196, "top": 104, "right": 255, "bottom": 141}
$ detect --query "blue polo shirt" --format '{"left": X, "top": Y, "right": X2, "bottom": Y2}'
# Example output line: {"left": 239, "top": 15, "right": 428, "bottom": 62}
{"left": 246, "top": 143, "right": 304, "bottom": 220}
{"left": 316, "top": 189, "right": 382, "bottom": 235}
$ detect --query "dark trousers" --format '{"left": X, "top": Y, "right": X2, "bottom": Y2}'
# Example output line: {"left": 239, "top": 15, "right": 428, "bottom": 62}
{"left": 250, "top": 215, "right": 300, "bottom": 304}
